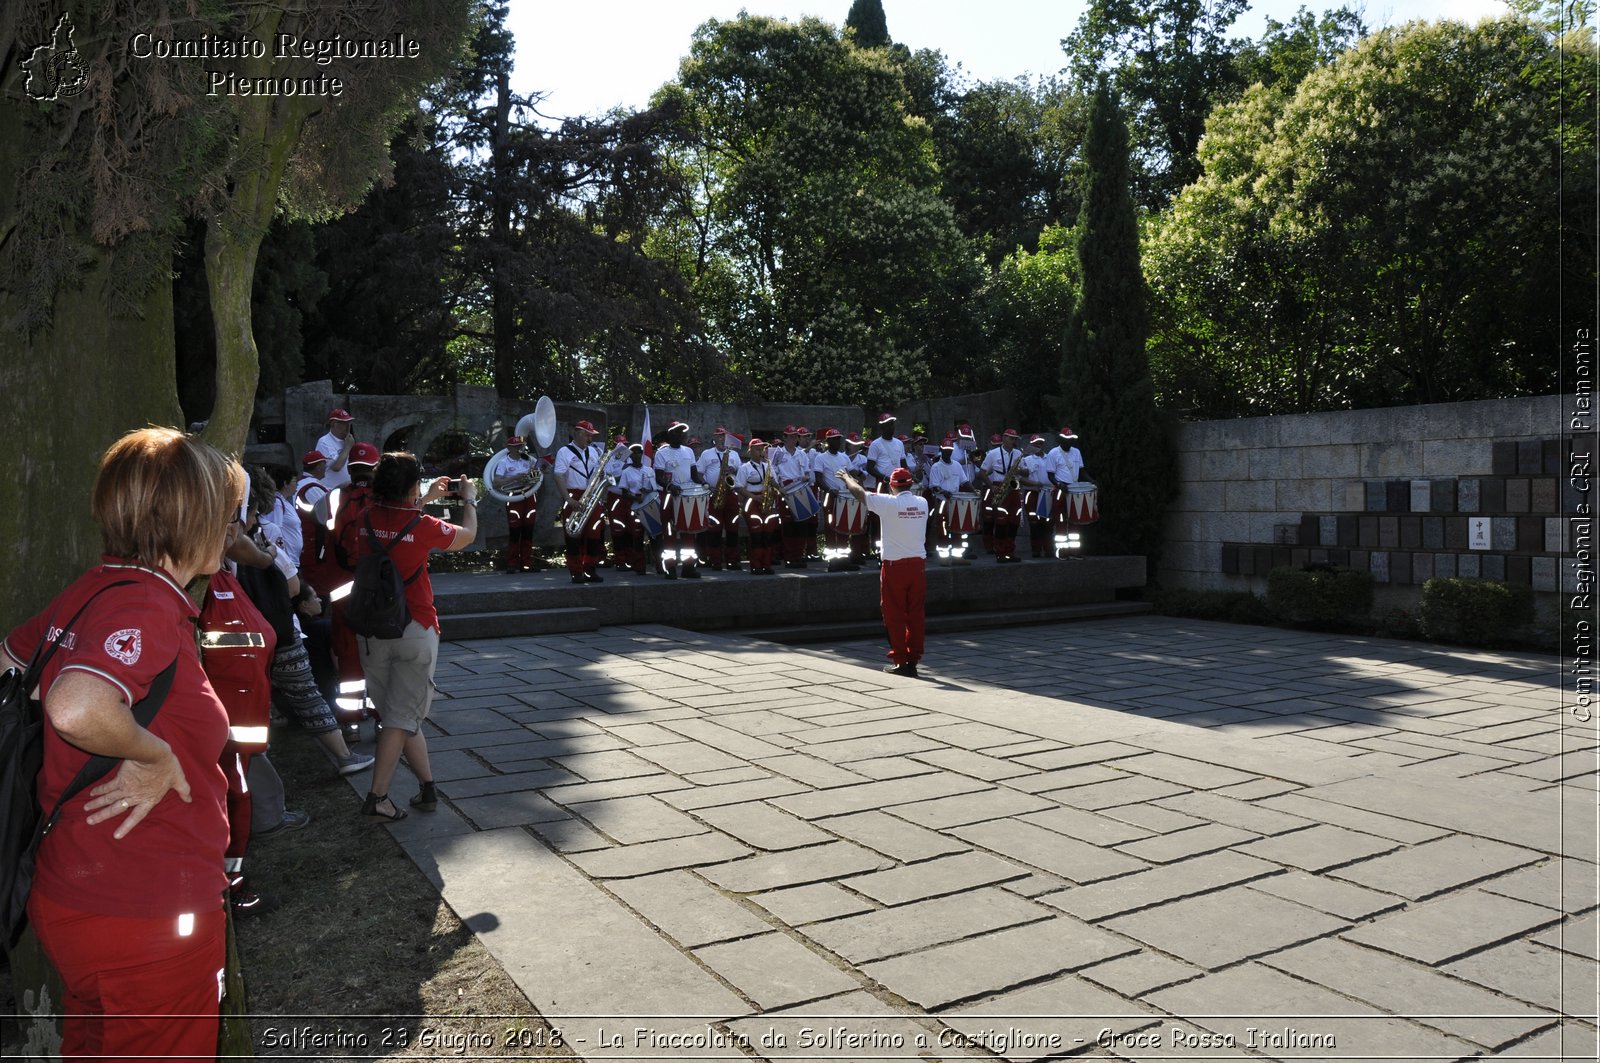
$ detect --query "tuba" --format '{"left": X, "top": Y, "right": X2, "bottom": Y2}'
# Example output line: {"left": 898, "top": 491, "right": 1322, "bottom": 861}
{"left": 484, "top": 397, "right": 557, "bottom": 504}
{"left": 563, "top": 443, "right": 628, "bottom": 537}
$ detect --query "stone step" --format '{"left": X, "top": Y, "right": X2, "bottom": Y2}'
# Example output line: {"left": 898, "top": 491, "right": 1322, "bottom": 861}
{"left": 744, "top": 600, "right": 1152, "bottom": 644}
{"left": 442, "top": 606, "right": 600, "bottom": 639}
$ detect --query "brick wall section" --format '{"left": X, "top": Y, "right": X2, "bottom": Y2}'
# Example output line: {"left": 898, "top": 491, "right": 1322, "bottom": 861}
{"left": 1161, "top": 395, "right": 1575, "bottom": 604}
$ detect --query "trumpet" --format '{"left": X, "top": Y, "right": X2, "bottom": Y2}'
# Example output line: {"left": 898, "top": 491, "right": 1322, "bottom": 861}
{"left": 563, "top": 444, "right": 628, "bottom": 537}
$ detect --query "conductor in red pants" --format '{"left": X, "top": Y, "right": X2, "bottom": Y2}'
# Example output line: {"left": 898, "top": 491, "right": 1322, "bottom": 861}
{"left": 839, "top": 466, "right": 930, "bottom": 678}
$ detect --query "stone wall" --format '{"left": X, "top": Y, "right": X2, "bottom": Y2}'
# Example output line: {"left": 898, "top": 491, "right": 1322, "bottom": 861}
{"left": 1161, "top": 394, "right": 1576, "bottom": 607}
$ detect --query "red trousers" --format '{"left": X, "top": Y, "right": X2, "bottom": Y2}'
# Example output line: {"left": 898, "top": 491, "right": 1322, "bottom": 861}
{"left": 564, "top": 489, "right": 606, "bottom": 576}
{"left": 29, "top": 890, "right": 225, "bottom": 1062}
{"left": 879, "top": 557, "right": 926, "bottom": 666}
{"left": 505, "top": 498, "right": 538, "bottom": 570}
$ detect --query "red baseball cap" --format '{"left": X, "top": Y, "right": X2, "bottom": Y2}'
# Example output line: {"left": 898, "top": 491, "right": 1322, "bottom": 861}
{"left": 877, "top": 412, "right": 896, "bottom": 425}
{"left": 796, "top": 426, "right": 811, "bottom": 437}
{"left": 506, "top": 435, "right": 525, "bottom": 447}
{"left": 574, "top": 419, "right": 598, "bottom": 435}
{"left": 748, "top": 437, "right": 768, "bottom": 449}
{"left": 820, "top": 427, "right": 841, "bottom": 440}
{"left": 327, "top": 408, "right": 354, "bottom": 422}
{"left": 1059, "top": 426, "right": 1078, "bottom": 439}
{"left": 1003, "top": 428, "right": 1020, "bottom": 439}
{"left": 349, "top": 442, "right": 380, "bottom": 466}
{"left": 301, "top": 450, "right": 326, "bottom": 467}
{"left": 889, "top": 468, "right": 915, "bottom": 487}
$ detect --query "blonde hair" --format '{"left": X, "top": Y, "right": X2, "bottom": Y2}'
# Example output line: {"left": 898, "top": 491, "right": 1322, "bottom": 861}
{"left": 93, "top": 428, "right": 246, "bottom": 574}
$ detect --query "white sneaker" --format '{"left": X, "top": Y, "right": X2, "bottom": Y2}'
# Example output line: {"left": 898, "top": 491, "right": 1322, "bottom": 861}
{"left": 335, "top": 751, "right": 375, "bottom": 776}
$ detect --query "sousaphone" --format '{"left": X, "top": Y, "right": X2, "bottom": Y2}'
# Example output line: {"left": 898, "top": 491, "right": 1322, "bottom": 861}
{"left": 484, "top": 395, "right": 558, "bottom": 503}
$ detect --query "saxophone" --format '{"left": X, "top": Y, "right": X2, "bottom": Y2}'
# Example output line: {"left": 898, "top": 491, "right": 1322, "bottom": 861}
{"left": 709, "top": 447, "right": 733, "bottom": 510}
{"left": 997, "top": 448, "right": 1026, "bottom": 498}
{"left": 760, "top": 458, "right": 781, "bottom": 514}
{"left": 563, "top": 443, "right": 628, "bottom": 537}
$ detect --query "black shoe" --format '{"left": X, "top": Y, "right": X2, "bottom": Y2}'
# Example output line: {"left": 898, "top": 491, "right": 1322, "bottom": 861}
{"left": 586, "top": 572, "right": 604, "bottom": 583}
{"left": 410, "top": 781, "right": 438, "bottom": 812}
{"left": 682, "top": 567, "right": 700, "bottom": 579}
{"left": 883, "top": 663, "right": 918, "bottom": 678}
{"left": 664, "top": 569, "right": 678, "bottom": 580}
{"left": 255, "top": 809, "right": 311, "bottom": 838}
{"left": 361, "top": 792, "right": 408, "bottom": 821}
{"left": 230, "top": 888, "right": 280, "bottom": 919}
{"left": 571, "top": 575, "right": 587, "bottom": 584}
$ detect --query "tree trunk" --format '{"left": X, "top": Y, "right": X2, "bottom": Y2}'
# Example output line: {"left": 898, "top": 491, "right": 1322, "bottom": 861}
{"left": 491, "top": 68, "right": 517, "bottom": 399}
{"left": 1, "top": 70, "right": 180, "bottom": 625}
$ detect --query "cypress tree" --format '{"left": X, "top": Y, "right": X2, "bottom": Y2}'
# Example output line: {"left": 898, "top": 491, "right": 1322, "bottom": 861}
{"left": 844, "top": 0, "right": 891, "bottom": 47}
{"left": 1061, "top": 84, "right": 1178, "bottom": 565}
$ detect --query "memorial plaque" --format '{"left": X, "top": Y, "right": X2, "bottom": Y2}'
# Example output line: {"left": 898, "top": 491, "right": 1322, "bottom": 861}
{"left": 1468, "top": 517, "right": 1492, "bottom": 551}
{"left": 1410, "top": 479, "right": 1432, "bottom": 513}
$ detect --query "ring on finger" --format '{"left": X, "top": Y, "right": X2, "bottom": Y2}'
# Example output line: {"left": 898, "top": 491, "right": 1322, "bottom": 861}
{"left": 120, "top": 798, "right": 130, "bottom": 809}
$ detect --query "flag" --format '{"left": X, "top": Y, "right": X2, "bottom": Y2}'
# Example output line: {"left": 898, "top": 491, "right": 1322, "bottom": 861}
{"left": 641, "top": 406, "right": 654, "bottom": 460}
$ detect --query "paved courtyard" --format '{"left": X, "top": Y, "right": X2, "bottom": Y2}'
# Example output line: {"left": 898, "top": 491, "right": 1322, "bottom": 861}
{"left": 373, "top": 616, "right": 1597, "bottom": 1061}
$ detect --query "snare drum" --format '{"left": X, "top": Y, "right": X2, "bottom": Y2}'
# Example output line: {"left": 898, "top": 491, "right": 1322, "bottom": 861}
{"left": 831, "top": 493, "right": 867, "bottom": 535}
{"left": 783, "top": 482, "right": 820, "bottom": 522}
{"left": 673, "top": 484, "right": 711, "bottom": 533}
{"left": 633, "top": 496, "right": 663, "bottom": 538}
{"left": 947, "top": 492, "right": 982, "bottom": 534}
{"left": 1067, "top": 482, "right": 1099, "bottom": 524}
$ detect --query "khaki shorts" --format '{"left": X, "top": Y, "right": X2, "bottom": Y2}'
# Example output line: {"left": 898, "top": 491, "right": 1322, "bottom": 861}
{"left": 357, "top": 620, "right": 439, "bottom": 734}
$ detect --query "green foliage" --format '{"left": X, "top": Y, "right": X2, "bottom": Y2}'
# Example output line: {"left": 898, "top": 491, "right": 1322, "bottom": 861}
{"left": 844, "top": 0, "right": 891, "bottom": 47}
{"left": 1061, "top": 86, "right": 1177, "bottom": 562}
{"left": 1146, "top": 17, "right": 1590, "bottom": 418}
{"left": 1065, "top": 0, "right": 1251, "bottom": 207}
{"left": 1419, "top": 578, "right": 1536, "bottom": 646}
{"left": 659, "top": 14, "right": 983, "bottom": 406}
{"left": 1266, "top": 566, "right": 1375, "bottom": 628}
{"left": 1155, "top": 587, "right": 1274, "bottom": 625}
{"left": 1235, "top": 6, "right": 1367, "bottom": 91}
{"left": 980, "top": 225, "right": 1078, "bottom": 427}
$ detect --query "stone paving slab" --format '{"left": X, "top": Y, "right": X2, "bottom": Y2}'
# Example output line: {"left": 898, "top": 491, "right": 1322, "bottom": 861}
{"left": 380, "top": 618, "right": 1595, "bottom": 1062}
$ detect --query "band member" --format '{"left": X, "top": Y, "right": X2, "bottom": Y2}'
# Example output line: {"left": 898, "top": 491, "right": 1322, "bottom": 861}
{"left": 795, "top": 427, "right": 822, "bottom": 560}
{"left": 1020, "top": 435, "right": 1053, "bottom": 558}
{"left": 326, "top": 442, "right": 381, "bottom": 731}
{"left": 924, "top": 437, "right": 966, "bottom": 561}
{"left": 316, "top": 407, "right": 358, "bottom": 491}
{"left": 554, "top": 420, "right": 607, "bottom": 584}
{"left": 614, "top": 443, "right": 655, "bottom": 574}
{"left": 602, "top": 437, "right": 632, "bottom": 570}
{"left": 979, "top": 433, "right": 1003, "bottom": 554}
{"left": 845, "top": 434, "right": 872, "bottom": 562}
{"left": 810, "top": 428, "right": 858, "bottom": 571}
{"left": 980, "top": 428, "right": 1025, "bottom": 562}
{"left": 840, "top": 466, "right": 929, "bottom": 678}
{"left": 773, "top": 426, "right": 813, "bottom": 568}
{"left": 1045, "top": 425, "right": 1090, "bottom": 557}
{"left": 696, "top": 427, "right": 743, "bottom": 570}
{"left": 494, "top": 435, "right": 541, "bottom": 574}
{"left": 736, "top": 438, "right": 781, "bottom": 574}
{"left": 865, "top": 413, "right": 907, "bottom": 489}
{"left": 654, "top": 420, "right": 701, "bottom": 579}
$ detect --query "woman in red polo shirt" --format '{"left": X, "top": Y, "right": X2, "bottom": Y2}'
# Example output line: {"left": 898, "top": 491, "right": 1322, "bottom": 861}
{"left": 356, "top": 451, "right": 478, "bottom": 821}
{"left": 1, "top": 427, "right": 245, "bottom": 1061}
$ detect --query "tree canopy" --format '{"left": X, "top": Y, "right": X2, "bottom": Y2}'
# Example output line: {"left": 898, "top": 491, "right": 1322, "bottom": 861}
{"left": 1145, "top": 16, "right": 1591, "bottom": 416}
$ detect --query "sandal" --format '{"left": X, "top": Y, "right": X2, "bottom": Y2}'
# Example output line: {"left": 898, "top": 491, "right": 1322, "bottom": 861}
{"left": 409, "top": 781, "right": 438, "bottom": 812}
{"left": 361, "top": 792, "right": 408, "bottom": 821}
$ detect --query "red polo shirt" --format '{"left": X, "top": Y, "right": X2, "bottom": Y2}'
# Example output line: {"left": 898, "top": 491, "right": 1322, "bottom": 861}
{"left": 4, "top": 560, "right": 230, "bottom": 917}
{"left": 355, "top": 503, "right": 456, "bottom": 632}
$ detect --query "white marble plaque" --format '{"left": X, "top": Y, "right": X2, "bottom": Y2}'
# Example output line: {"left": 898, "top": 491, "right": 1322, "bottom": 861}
{"left": 1468, "top": 517, "right": 1492, "bottom": 551}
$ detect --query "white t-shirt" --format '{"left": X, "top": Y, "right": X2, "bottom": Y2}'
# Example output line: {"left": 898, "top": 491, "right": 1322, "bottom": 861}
{"left": 981, "top": 446, "right": 1022, "bottom": 485}
{"left": 554, "top": 441, "right": 603, "bottom": 491}
{"left": 810, "top": 450, "right": 850, "bottom": 493}
{"left": 772, "top": 447, "right": 807, "bottom": 487}
{"left": 618, "top": 464, "right": 656, "bottom": 500}
{"left": 316, "top": 431, "right": 353, "bottom": 491}
{"left": 653, "top": 444, "right": 696, "bottom": 489}
{"left": 925, "top": 459, "right": 964, "bottom": 496}
{"left": 865, "top": 491, "right": 930, "bottom": 561}
{"left": 866, "top": 436, "right": 906, "bottom": 481}
{"left": 1046, "top": 445, "right": 1085, "bottom": 486}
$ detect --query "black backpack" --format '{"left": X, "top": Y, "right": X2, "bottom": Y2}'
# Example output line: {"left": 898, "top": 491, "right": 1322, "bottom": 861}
{"left": 344, "top": 511, "right": 425, "bottom": 639}
{"left": 1, "top": 583, "right": 176, "bottom": 949}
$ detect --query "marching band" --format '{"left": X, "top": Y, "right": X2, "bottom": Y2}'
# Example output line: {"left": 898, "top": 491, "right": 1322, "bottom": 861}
{"left": 304, "top": 408, "right": 1098, "bottom": 582}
